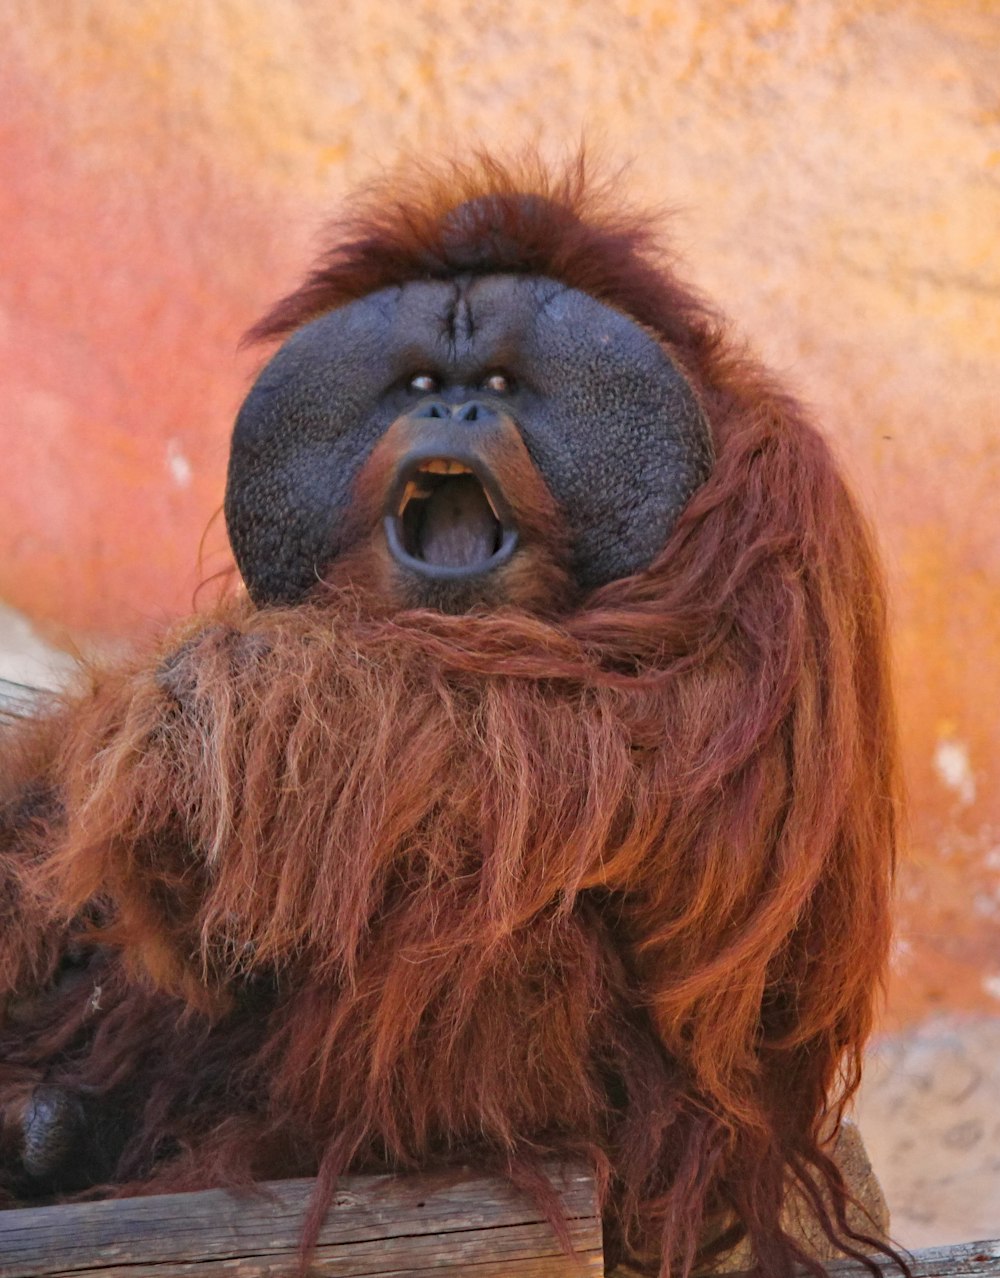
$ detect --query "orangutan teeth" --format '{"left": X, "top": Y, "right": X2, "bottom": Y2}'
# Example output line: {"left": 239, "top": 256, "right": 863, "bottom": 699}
{"left": 399, "top": 461, "right": 485, "bottom": 516}
{"left": 418, "top": 459, "right": 472, "bottom": 476}
{"left": 398, "top": 479, "right": 433, "bottom": 514}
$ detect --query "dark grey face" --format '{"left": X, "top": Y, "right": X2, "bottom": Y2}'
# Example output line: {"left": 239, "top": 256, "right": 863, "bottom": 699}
{"left": 225, "top": 274, "right": 713, "bottom": 606}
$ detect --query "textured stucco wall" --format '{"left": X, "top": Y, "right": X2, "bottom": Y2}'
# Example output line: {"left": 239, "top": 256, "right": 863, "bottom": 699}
{"left": 1, "top": 0, "right": 998, "bottom": 1029}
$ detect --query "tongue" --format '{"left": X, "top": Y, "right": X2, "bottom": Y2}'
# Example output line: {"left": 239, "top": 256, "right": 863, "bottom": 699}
{"left": 417, "top": 476, "right": 499, "bottom": 568}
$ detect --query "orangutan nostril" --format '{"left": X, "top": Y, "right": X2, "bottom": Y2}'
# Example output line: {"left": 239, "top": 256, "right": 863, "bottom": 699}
{"left": 454, "top": 401, "right": 493, "bottom": 424}
{"left": 413, "top": 399, "right": 450, "bottom": 420}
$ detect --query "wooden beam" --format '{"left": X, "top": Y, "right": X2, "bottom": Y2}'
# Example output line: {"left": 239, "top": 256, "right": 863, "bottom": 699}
{"left": 0, "top": 1164, "right": 603, "bottom": 1278}
{"left": 711, "top": 1238, "right": 1000, "bottom": 1278}
{"left": 2, "top": 1164, "right": 996, "bottom": 1278}
{"left": 820, "top": 1238, "right": 1000, "bottom": 1278}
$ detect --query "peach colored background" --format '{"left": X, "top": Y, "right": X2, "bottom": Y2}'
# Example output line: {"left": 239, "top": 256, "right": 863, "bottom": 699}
{"left": 1, "top": 1, "right": 997, "bottom": 1030}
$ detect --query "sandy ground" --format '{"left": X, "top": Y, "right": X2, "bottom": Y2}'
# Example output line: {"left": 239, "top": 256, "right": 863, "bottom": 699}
{"left": 855, "top": 1017, "right": 1000, "bottom": 1250}
{"left": 2, "top": 602, "right": 998, "bottom": 1252}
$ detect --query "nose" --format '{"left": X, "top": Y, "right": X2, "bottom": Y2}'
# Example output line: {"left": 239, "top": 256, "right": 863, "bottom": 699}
{"left": 411, "top": 400, "right": 499, "bottom": 425}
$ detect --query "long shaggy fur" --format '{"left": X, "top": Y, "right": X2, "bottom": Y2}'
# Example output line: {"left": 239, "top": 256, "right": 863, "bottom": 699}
{"left": 0, "top": 157, "right": 899, "bottom": 1277}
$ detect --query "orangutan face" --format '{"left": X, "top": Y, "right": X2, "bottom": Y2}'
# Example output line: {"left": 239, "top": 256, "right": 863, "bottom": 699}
{"left": 225, "top": 274, "right": 713, "bottom": 613}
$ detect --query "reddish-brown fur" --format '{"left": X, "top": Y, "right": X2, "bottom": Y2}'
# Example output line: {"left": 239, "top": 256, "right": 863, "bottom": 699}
{"left": 0, "top": 157, "right": 900, "bottom": 1277}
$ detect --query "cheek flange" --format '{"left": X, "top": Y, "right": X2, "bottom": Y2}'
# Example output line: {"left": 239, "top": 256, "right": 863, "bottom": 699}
{"left": 507, "top": 278, "right": 714, "bottom": 590}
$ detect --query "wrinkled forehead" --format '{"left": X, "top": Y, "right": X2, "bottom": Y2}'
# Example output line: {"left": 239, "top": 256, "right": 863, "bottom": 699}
{"left": 383, "top": 273, "right": 548, "bottom": 354}
{"left": 343, "top": 274, "right": 669, "bottom": 385}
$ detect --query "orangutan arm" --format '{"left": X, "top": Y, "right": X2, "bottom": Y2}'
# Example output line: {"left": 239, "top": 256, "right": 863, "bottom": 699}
{"left": 0, "top": 715, "right": 68, "bottom": 1005}
{"left": 0, "top": 703, "right": 140, "bottom": 1198}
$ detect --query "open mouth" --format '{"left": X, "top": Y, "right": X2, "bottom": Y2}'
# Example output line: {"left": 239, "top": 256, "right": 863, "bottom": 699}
{"left": 385, "top": 456, "right": 518, "bottom": 577}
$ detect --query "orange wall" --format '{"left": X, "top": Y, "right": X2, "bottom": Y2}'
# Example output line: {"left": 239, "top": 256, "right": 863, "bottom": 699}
{"left": 1, "top": 1, "right": 997, "bottom": 1027}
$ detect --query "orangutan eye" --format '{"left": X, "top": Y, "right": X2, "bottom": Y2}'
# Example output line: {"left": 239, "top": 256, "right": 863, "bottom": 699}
{"left": 481, "top": 372, "right": 512, "bottom": 394}
{"left": 409, "top": 373, "right": 439, "bottom": 394}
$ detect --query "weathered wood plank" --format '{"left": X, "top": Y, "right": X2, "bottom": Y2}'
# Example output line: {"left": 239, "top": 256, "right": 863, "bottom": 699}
{"left": 820, "top": 1238, "right": 1000, "bottom": 1277}
{"left": 0, "top": 1165, "right": 603, "bottom": 1278}
{"left": 40, "top": 1225, "right": 602, "bottom": 1277}
{"left": 708, "top": 1237, "right": 1000, "bottom": 1278}
{"left": 44, "top": 1261, "right": 593, "bottom": 1278}
{"left": 5, "top": 1160, "right": 995, "bottom": 1278}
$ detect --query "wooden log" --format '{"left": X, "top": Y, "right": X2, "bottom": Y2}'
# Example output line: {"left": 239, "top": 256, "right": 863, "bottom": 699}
{"left": 711, "top": 1237, "right": 1000, "bottom": 1278}
{"left": 3, "top": 1162, "right": 996, "bottom": 1278}
{"left": 821, "top": 1238, "right": 1000, "bottom": 1278}
{"left": 0, "top": 1164, "right": 603, "bottom": 1278}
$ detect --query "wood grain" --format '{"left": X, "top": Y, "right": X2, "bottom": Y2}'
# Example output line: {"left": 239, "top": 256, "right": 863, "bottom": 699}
{"left": 821, "top": 1238, "right": 1000, "bottom": 1278}
{"left": 0, "top": 1165, "right": 603, "bottom": 1278}
{"left": 708, "top": 1237, "right": 1000, "bottom": 1278}
{"left": 3, "top": 1165, "right": 997, "bottom": 1277}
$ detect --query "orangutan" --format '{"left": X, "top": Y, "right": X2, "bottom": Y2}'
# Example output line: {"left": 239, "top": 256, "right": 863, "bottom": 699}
{"left": 0, "top": 157, "right": 900, "bottom": 1277}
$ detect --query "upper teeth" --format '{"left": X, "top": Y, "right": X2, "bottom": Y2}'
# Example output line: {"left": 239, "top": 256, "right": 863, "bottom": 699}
{"left": 419, "top": 459, "right": 472, "bottom": 475}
